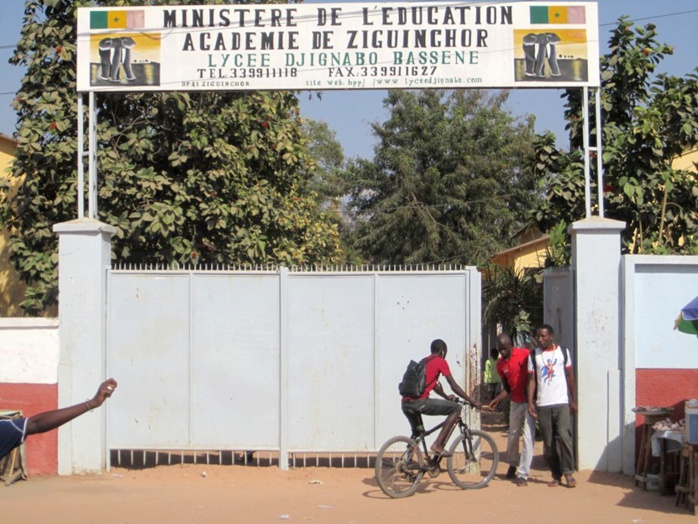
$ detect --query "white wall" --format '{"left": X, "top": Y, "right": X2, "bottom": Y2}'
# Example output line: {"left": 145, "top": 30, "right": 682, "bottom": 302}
{"left": 621, "top": 255, "right": 698, "bottom": 475}
{"left": 0, "top": 318, "right": 59, "bottom": 384}
{"left": 629, "top": 258, "right": 698, "bottom": 369}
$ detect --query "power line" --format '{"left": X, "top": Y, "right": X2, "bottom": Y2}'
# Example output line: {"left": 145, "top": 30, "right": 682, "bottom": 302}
{"left": 599, "top": 9, "right": 698, "bottom": 27}
{"left": 0, "top": 8, "right": 696, "bottom": 49}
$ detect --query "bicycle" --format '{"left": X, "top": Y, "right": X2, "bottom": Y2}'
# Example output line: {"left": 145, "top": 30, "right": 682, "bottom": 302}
{"left": 374, "top": 399, "right": 499, "bottom": 498}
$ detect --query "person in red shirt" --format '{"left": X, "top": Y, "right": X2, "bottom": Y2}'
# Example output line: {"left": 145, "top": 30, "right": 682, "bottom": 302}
{"left": 402, "top": 339, "right": 480, "bottom": 456}
{"left": 489, "top": 334, "right": 535, "bottom": 486}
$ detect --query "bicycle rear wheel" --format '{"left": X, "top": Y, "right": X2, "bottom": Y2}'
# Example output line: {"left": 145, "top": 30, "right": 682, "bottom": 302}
{"left": 447, "top": 430, "right": 499, "bottom": 489}
{"left": 375, "top": 436, "right": 424, "bottom": 498}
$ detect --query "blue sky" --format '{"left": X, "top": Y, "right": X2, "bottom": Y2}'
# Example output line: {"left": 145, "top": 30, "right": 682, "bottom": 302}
{"left": 0, "top": 1, "right": 696, "bottom": 158}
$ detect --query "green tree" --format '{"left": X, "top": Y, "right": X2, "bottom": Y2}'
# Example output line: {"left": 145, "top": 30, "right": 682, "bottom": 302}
{"left": 303, "top": 119, "right": 346, "bottom": 205}
{"left": 0, "top": 0, "right": 342, "bottom": 315}
{"left": 347, "top": 89, "right": 538, "bottom": 265}
{"left": 533, "top": 18, "right": 698, "bottom": 259}
{"left": 482, "top": 264, "right": 543, "bottom": 346}
{"left": 301, "top": 118, "right": 365, "bottom": 264}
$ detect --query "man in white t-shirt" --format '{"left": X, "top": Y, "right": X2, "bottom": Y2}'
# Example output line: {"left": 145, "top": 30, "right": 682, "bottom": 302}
{"left": 527, "top": 324, "right": 577, "bottom": 488}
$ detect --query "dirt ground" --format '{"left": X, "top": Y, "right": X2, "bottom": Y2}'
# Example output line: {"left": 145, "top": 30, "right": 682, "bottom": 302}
{"left": 1, "top": 412, "right": 695, "bottom": 524}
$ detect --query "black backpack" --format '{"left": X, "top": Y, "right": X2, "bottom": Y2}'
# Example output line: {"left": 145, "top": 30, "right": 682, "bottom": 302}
{"left": 399, "top": 355, "right": 436, "bottom": 398}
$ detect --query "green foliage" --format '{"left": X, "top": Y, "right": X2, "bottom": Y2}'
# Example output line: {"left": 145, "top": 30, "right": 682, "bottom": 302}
{"left": 303, "top": 119, "right": 346, "bottom": 202}
{"left": 0, "top": 0, "right": 341, "bottom": 315}
{"left": 482, "top": 264, "right": 543, "bottom": 345}
{"left": 544, "top": 221, "right": 571, "bottom": 268}
{"left": 346, "top": 89, "right": 538, "bottom": 265}
{"left": 301, "top": 119, "right": 365, "bottom": 264}
{"left": 532, "top": 17, "right": 698, "bottom": 262}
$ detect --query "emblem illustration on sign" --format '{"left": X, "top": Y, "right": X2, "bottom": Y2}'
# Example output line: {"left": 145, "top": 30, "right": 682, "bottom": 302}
{"left": 513, "top": 5, "right": 589, "bottom": 82}
{"left": 514, "top": 29, "right": 588, "bottom": 82}
{"left": 88, "top": 10, "right": 161, "bottom": 87}
{"left": 98, "top": 37, "right": 137, "bottom": 82}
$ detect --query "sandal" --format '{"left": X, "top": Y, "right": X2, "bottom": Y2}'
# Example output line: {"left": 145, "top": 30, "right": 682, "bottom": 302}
{"left": 548, "top": 478, "right": 561, "bottom": 487}
{"left": 565, "top": 474, "right": 577, "bottom": 488}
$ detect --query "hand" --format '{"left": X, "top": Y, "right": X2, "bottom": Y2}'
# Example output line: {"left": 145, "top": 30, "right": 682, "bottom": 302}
{"left": 472, "top": 402, "right": 482, "bottom": 410}
{"left": 528, "top": 403, "right": 537, "bottom": 418}
{"left": 488, "top": 400, "right": 499, "bottom": 410}
{"left": 92, "top": 378, "right": 118, "bottom": 408}
{"left": 569, "top": 401, "right": 578, "bottom": 414}
{"left": 446, "top": 394, "right": 456, "bottom": 401}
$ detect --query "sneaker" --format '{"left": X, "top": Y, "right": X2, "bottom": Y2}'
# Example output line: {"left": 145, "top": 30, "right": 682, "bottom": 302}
{"left": 516, "top": 477, "right": 528, "bottom": 487}
{"left": 505, "top": 465, "right": 517, "bottom": 479}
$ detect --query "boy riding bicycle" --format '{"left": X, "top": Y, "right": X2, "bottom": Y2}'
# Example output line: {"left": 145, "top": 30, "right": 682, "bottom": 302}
{"left": 401, "top": 339, "right": 481, "bottom": 456}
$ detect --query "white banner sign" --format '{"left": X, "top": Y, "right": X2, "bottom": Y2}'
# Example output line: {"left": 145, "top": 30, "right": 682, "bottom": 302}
{"left": 76, "top": 2, "right": 599, "bottom": 92}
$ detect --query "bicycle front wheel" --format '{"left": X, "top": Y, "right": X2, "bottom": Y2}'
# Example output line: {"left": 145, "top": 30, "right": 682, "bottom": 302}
{"left": 375, "top": 436, "right": 424, "bottom": 498}
{"left": 447, "top": 430, "right": 499, "bottom": 489}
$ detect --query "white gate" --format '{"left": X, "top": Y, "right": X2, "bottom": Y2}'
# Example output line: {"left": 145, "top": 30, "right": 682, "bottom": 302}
{"left": 105, "top": 266, "right": 481, "bottom": 468}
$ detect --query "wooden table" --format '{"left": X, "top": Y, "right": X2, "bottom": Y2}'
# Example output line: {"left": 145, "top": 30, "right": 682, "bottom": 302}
{"left": 634, "top": 411, "right": 671, "bottom": 489}
{"left": 675, "top": 443, "right": 697, "bottom": 514}
{"left": 692, "top": 444, "right": 698, "bottom": 515}
{"left": 0, "top": 410, "right": 27, "bottom": 486}
{"left": 652, "top": 429, "right": 684, "bottom": 494}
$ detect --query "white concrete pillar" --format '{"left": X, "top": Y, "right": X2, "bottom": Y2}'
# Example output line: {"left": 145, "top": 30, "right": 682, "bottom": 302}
{"left": 569, "top": 217, "right": 625, "bottom": 472}
{"left": 53, "top": 218, "right": 116, "bottom": 474}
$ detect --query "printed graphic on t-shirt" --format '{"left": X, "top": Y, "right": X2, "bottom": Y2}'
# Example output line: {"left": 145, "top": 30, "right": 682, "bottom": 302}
{"left": 541, "top": 356, "right": 559, "bottom": 383}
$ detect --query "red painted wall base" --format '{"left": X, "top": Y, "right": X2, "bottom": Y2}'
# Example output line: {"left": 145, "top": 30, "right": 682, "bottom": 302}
{"left": 636, "top": 368, "right": 698, "bottom": 420}
{"left": 635, "top": 368, "right": 698, "bottom": 461}
{"left": 0, "top": 383, "right": 58, "bottom": 475}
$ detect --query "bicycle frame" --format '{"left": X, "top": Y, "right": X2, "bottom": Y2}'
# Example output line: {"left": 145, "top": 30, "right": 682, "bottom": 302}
{"left": 375, "top": 401, "right": 499, "bottom": 497}
{"left": 410, "top": 403, "right": 471, "bottom": 470}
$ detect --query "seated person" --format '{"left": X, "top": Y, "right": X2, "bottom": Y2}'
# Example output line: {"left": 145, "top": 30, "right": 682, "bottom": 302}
{"left": 402, "top": 339, "right": 480, "bottom": 455}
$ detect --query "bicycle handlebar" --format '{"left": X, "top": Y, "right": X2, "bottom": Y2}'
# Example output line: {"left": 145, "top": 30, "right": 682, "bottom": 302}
{"left": 455, "top": 398, "right": 477, "bottom": 408}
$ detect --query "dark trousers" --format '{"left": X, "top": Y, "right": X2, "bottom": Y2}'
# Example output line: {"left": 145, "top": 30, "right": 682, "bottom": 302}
{"left": 402, "top": 398, "right": 459, "bottom": 435}
{"left": 536, "top": 403, "right": 574, "bottom": 479}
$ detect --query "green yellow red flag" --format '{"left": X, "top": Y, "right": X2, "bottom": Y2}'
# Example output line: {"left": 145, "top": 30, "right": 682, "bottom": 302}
{"left": 530, "top": 6, "right": 586, "bottom": 24}
{"left": 90, "top": 10, "right": 144, "bottom": 30}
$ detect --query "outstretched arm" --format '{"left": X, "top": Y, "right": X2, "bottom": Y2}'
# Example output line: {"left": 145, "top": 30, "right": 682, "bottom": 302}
{"left": 444, "top": 374, "right": 480, "bottom": 408}
{"left": 25, "top": 379, "right": 117, "bottom": 436}
{"left": 489, "top": 387, "right": 509, "bottom": 410}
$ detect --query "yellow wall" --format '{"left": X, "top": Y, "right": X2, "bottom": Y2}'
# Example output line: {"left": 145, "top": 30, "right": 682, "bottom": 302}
{"left": 673, "top": 148, "right": 698, "bottom": 171}
{"left": 0, "top": 133, "right": 29, "bottom": 316}
{"left": 492, "top": 235, "right": 550, "bottom": 273}
{"left": 491, "top": 228, "right": 549, "bottom": 272}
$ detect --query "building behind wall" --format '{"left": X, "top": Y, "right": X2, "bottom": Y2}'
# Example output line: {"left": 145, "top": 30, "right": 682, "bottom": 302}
{"left": 490, "top": 225, "right": 549, "bottom": 275}
{"left": 0, "top": 133, "right": 28, "bottom": 317}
